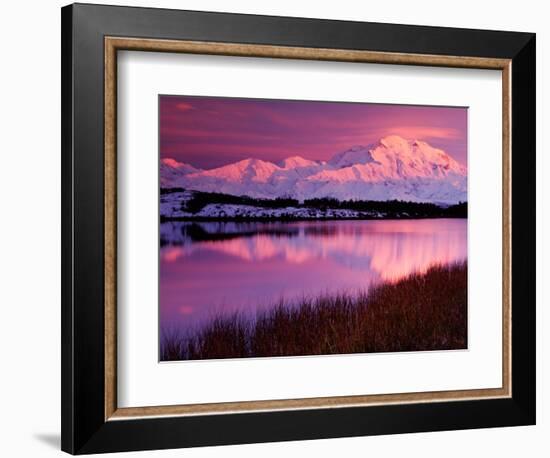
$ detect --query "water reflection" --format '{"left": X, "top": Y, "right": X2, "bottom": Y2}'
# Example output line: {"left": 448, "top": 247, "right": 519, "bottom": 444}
{"left": 160, "top": 219, "right": 467, "bottom": 330}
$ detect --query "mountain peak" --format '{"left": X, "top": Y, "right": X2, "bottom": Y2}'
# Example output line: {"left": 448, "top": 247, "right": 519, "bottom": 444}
{"left": 159, "top": 158, "right": 200, "bottom": 187}
{"left": 160, "top": 158, "right": 199, "bottom": 173}
{"left": 234, "top": 157, "right": 279, "bottom": 170}
{"left": 370, "top": 135, "right": 465, "bottom": 177}
{"left": 278, "top": 155, "right": 318, "bottom": 169}
{"left": 328, "top": 145, "right": 377, "bottom": 168}
{"left": 201, "top": 157, "right": 280, "bottom": 183}
{"left": 379, "top": 135, "right": 410, "bottom": 149}
{"left": 161, "top": 158, "right": 188, "bottom": 169}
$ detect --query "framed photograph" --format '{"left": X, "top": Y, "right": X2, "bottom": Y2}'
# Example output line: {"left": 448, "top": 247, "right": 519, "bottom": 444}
{"left": 61, "top": 3, "right": 536, "bottom": 454}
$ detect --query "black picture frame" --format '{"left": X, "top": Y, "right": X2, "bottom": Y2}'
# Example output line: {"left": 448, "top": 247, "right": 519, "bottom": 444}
{"left": 61, "top": 3, "right": 536, "bottom": 454}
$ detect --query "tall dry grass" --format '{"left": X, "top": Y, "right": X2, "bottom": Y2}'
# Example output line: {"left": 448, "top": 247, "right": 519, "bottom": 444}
{"left": 161, "top": 261, "right": 467, "bottom": 361}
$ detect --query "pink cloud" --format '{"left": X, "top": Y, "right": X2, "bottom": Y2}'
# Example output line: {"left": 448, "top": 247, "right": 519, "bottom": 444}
{"left": 378, "top": 126, "right": 462, "bottom": 141}
{"left": 175, "top": 102, "right": 194, "bottom": 112}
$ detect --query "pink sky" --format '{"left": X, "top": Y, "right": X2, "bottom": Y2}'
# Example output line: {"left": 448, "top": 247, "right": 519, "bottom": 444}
{"left": 160, "top": 95, "right": 467, "bottom": 169}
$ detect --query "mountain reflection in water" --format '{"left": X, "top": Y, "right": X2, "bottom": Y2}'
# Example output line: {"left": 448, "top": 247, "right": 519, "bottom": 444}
{"left": 160, "top": 219, "right": 467, "bottom": 330}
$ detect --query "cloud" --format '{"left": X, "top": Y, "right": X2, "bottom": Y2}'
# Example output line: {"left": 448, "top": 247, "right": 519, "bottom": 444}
{"left": 175, "top": 102, "right": 194, "bottom": 112}
{"left": 380, "top": 126, "right": 462, "bottom": 141}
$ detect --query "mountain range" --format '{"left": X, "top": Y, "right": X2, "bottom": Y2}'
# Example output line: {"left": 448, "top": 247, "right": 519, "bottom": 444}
{"left": 160, "top": 135, "right": 467, "bottom": 204}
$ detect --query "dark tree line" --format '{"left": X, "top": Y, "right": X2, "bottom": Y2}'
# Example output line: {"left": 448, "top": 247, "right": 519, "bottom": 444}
{"left": 184, "top": 191, "right": 299, "bottom": 214}
{"left": 303, "top": 197, "right": 467, "bottom": 218}
{"left": 162, "top": 188, "right": 467, "bottom": 218}
{"left": 160, "top": 187, "right": 185, "bottom": 195}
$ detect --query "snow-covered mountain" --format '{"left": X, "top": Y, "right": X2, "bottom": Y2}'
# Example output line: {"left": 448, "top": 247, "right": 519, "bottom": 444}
{"left": 328, "top": 145, "right": 377, "bottom": 168}
{"left": 161, "top": 135, "right": 467, "bottom": 204}
{"left": 160, "top": 158, "right": 200, "bottom": 187}
{"left": 278, "top": 156, "right": 320, "bottom": 169}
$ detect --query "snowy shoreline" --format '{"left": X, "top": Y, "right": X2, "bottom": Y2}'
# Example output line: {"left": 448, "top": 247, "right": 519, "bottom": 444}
{"left": 160, "top": 190, "right": 467, "bottom": 221}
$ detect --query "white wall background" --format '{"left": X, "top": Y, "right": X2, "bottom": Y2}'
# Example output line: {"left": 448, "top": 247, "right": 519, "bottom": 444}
{"left": 0, "top": 1, "right": 545, "bottom": 456}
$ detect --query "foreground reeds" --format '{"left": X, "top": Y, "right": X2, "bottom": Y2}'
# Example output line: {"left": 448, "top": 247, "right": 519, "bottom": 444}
{"left": 161, "top": 261, "right": 467, "bottom": 361}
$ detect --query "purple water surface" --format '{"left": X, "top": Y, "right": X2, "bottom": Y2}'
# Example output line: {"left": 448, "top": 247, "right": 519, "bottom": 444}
{"left": 160, "top": 219, "right": 467, "bottom": 332}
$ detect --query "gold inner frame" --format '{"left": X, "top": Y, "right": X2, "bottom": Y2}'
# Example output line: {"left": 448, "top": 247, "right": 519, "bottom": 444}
{"left": 104, "top": 37, "right": 512, "bottom": 421}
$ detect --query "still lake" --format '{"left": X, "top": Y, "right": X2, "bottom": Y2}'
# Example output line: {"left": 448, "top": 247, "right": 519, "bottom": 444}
{"left": 160, "top": 219, "right": 467, "bottom": 331}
